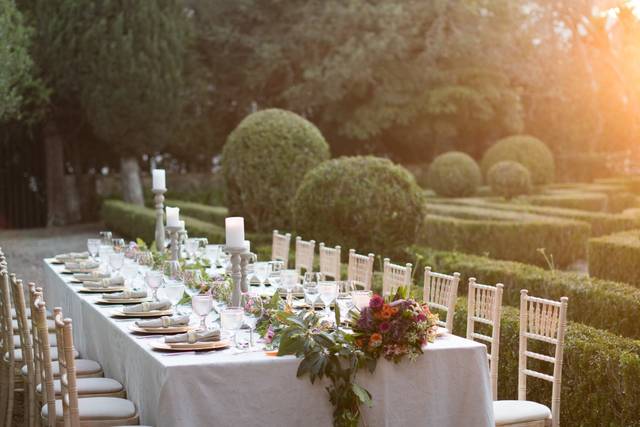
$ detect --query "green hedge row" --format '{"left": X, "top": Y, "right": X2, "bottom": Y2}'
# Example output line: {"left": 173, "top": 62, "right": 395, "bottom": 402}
{"left": 589, "top": 230, "right": 640, "bottom": 287}
{"left": 452, "top": 300, "right": 640, "bottom": 426}
{"left": 525, "top": 191, "right": 607, "bottom": 211}
{"left": 444, "top": 198, "right": 637, "bottom": 236}
{"left": 547, "top": 183, "right": 636, "bottom": 213}
{"left": 421, "top": 203, "right": 589, "bottom": 267}
{"left": 411, "top": 246, "right": 640, "bottom": 339}
{"left": 164, "top": 199, "right": 228, "bottom": 227}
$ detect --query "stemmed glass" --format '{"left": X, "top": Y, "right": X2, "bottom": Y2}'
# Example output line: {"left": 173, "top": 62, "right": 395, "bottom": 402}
{"left": 220, "top": 307, "right": 244, "bottom": 348}
{"left": 351, "top": 290, "right": 372, "bottom": 311}
{"left": 120, "top": 261, "right": 139, "bottom": 290}
{"left": 205, "top": 245, "right": 220, "bottom": 267}
{"left": 99, "top": 231, "right": 113, "bottom": 246}
{"left": 253, "top": 263, "right": 271, "bottom": 288}
{"left": 185, "top": 238, "right": 200, "bottom": 260}
{"left": 192, "top": 294, "right": 213, "bottom": 330}
{"left": 303, "top": 280, "right": 320, "bottom": 312}
{"left": 109, "top": 253, "right": 125, "bottom": 277}
{"left": 87, "top": 239, "right": 101, "bottom": 261}
{"left": 112, "top": 238, "right": 126, "bottom": 254}
{"left": 240, "top": 292, "right": 264, "bottom": 350}
{"left": 195, "top": 238, "right": 208, "bottom": 259}
{"left": 162, "top": 260, "right": 182, "bottom": 284}
{"left": 163, "top": 283, "right": 186, "bottom": 314}
{"left": 318, "top": 281, "right": 338, "bottom": 320}
{"left": 279, "top": 270, "right": 298, "bottom": 306}
{"left": 335, "top": 281, "right": 355, "bottom": 324}
{"left": 183, "top": 269, "right": 204, "bottom": 296}
{"left": 145, "top": 270, "right": 163, "bottom": 301}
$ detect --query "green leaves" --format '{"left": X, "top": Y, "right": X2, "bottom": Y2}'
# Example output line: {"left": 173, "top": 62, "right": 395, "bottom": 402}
{"left": 351, "top": 383, "right": 372, "bottom": 407}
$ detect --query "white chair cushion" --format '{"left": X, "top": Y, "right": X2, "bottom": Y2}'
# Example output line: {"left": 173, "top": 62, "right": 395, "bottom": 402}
{"left": 5, "top": 346, "right": 78, "bottom": 363}
{"left": 13, "top": 333, "right": 57, "bottom": 348}
{"left": 493, "top": 400, "right": 551, "bottom": 425}
{"left": 21, "top": 358, "right": 102, "bottom": 378}
{"left": 37, "top": 377, "right": 123, "bottom": 396}
{"left": 42, "top": 397, "right": 137, "bottom": 420}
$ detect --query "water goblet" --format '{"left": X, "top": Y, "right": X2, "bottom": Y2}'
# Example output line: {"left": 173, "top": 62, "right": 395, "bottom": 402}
{"left": 279, "top": 269, "right": 298, "bottom": 306}
{"left": 241, "top": 292, "right": 264, "bottom": 349}
{"left": 254, "top": 262, "right": 271, "bottom": 287}
{"left": 182, "top": 269, "right": 204, "bottom": 296}
{"left": 220, "top": 307, "right": 244, "bottom": 348}
{"left": 145, "top": 270, "right": 163, "bottom": 301}
{"left": 336, "top": 281, "right": 355, "bottom": 324}
{"left": 112, "top": 238, "right": 126, "bottom": 254}
{"left": 87, "top": 239, "right": 101, "bottom": 261}
{"left": 196, "top": 238, "right": 208, "bottom": 259}
{"left": 303, "top": 280, "right": 320, "bottom": 312}
{"left": 162, "top": 260, "right": 182, "bottom": 283}
{"left": 120, "top": 261, "right": 139, "bottom": 290}
{"left": 351, "top": 290, "right": 372, "bottom": 311}
{"left": 185, "top": 238, "right": 200, "bottom": 260}
{"left": 99, "top": 231, "right": 113, "bottom": 246}
{"left": 163, "top": 283, "right": 186, "bottom": 314}
{"left": 109, "top": 252, "right": 125, "bottom": 277}
{"left": 205, "top": 245, "right": 220, "bottom": 267}
{"left": 192, "top": 294, "right": 213, "bottom": 330}
{"left": 318, "top": 281, "right": 338, "bottom": 320}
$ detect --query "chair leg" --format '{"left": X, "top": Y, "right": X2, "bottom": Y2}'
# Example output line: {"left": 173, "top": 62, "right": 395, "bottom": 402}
{"left": 5, "top": 365, "right": 14, "bottom": 427}
{"left": 0, "top": 363, "right": 7, "bottom": 426}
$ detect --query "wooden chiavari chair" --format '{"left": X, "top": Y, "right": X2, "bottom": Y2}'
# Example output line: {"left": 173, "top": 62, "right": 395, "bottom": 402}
{"left": 423, "top": 267, "right": 460, "bottom": 333}
{"left": 271, "top": 230, "right": 291, "bottom": 266}
{"left": 347, "top": 250, "right": 375, "bottom": 291}
{"left": 0, "top": 269, "right": 21, "bottom": 427}
{"left": 294, "top": 237, "right": 315, "bottom": 275}
{"left": 493, "top": 290, "right": 568, "bottom": 427}
{"left": 382, "top": 258, "right": 412, "bottom": 296}
{"left": 318, "top": 243, "right": 341, "bottom": 280}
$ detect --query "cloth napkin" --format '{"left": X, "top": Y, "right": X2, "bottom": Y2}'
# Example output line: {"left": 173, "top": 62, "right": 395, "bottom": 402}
{"left": 165, "top": 328, "right": 220, "bottom": 344}
{"left": 56, "top": 252, "right": 90, "bottom": 261}
{"left": 103, "top": 289, "right": 147, "bottom": 299}
{"left": 74, "top": 272, "right": 110, "bottom": 281}
{"left": 84, "top": 276, "right": 124, "bottom": 288}
{"left": 135, "top": 315, "right": 189, "bottom": 328}
{"left": 65, "top": 260, "right": 100, "bottom": 270}
{"left": 123, "top": 299, "right": 171, "bottom": 313}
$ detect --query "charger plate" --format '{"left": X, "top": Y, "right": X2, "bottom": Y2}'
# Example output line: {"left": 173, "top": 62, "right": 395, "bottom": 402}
{"left": 96, "top": 297, "right": 151, "bottom": 304}
{"left": 79, "top": 286, "right": 124, "bottom": 293}
{"left": 129, "top": 324, "right": 191, "bottom": 334}
{"left": 111, "top": 309, "right": 173, "bottom": 318}
{"left": 150, "top": 339, "right": 230, "bottom": 351}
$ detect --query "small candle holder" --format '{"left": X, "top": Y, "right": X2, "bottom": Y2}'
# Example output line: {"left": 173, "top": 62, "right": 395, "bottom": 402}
{"left": 166, "top": 225, "right": 181, "bottom": 262}
{"left": 225, "top": 245, "right": 248, "bottom": 306}
{"left": 153, "top": 188, "right": 167, "bottom": 252}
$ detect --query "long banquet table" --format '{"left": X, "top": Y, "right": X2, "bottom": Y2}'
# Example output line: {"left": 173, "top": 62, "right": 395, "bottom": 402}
{"left": 43, "top": 259, "right": 495, "bottom": 426}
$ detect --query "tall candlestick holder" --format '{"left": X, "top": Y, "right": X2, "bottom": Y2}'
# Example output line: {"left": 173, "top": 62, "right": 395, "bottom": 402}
{"left": 166, "top": 225, "right": 181, "bottom": 262}
{"left": 226, "top": 245, "right": 248, "bottom": 306}
{"left": 153, "top": 188, "right": 167, "bottom": 252}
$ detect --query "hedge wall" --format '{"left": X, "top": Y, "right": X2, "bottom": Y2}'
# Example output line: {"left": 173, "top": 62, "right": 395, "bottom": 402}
{"left": 421, "top": 204, "right": 590, "bottom": 267}
{"left": 164, "top": 200, "right": 228, "bottom": 227}
{"left": 452, "top": 300, "right": 640, "bottom": 426}
{"left": 525, "top": 192, "right": 607, "bottom": 212}
{"left": 589, "top": 230, "right": 640, "bottom": 287}
{"left": 411, "top": 246, "right": 640, "bottom": 339}
{"left": 444, "top": 198, "right": 637, "bottom": 236}
{"left": 547, "top": 184, "right": 636, "bottom": 213}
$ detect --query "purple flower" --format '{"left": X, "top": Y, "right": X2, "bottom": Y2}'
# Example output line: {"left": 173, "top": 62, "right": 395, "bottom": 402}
{"left": 357, "top": 308, "right": 374, "bottom": 329}
{"left": 416, "top": 313, "right": 426, "bottom": 322}
{"left": 379, "top": 322, "right": 391, "bottom": 333}
{"left": 369, "top": 295, "right": 384, "bottom": 310}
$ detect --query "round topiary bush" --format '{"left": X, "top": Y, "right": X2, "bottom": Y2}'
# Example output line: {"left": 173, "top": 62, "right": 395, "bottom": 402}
{"left": 222, "top": 109, "right": 330, "bottom": 231}
{"left": 427, "top": 151, "right": 482, "bottom": 197}
{"left": 487, "top": 160, "right": 532, "bottom": 199}
{"left": 481, "top": 135, "right": 555, "bottom": 185}
{"left": 293, "top": 156, "right": 426, "bottom": 256}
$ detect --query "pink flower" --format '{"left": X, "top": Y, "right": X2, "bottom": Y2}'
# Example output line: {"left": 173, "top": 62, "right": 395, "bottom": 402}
{"left": 264, "top": 325, "right": 275, "bottom": 344}
{"left": 369, "top": 294, "right": 384, "bottom": 310}
{"left": 416, "top": 313, "right": 426, "bottom": 322}
{"left": 379, "top": 322, "right": 391, "bottom": 333}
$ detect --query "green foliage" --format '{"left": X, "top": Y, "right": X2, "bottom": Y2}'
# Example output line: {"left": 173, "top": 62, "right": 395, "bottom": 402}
{"left": 427, "top": 151, "right": 482, "bottom": 197}
{"left": 413, "top": 246, "right": 640, "bottom": 339}
{"left": 222, "top": 108, "right": 330, "bottom": 231}
{"left": 293, "top": 156, "right": 425, "bottom": 257}
{"left": 487, "top": 160, "right": 531, "bottom": 199}
{"left": 164, "top": 200, "right": 228, "bottom": 227}
{"left": 452, "top": 300, "right": 640, "bottom": 426}
{"left": 526, "top": 192, "right": 607, "bottom": 212}
{"left": 421, "top": 203, "right": 590, "bottom": 267}
{"left": 481, "top": 135, "right": 555, "bottom": 185}
{"left": 589, "top": 230, "right": 640, "bottom": 287}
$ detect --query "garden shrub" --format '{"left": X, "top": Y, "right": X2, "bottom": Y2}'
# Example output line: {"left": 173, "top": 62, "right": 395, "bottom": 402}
{"left": 222, "top": 108, "right": 330, "bottom": 231}
{"left": 596, "top": 176, "right": 640, "bottom": 195}
{"left": 589, "top": 230, "right": 640, "bottom": 287}
{"left": 411, "top": 246, "right": 640, "bottom": 339}
{"left": 487, "top": 160, "right": 531, "bottom": 199}
{"left": 452, "top": 300, "right": 640, "bottom": 426}
{"left": 525, "top": 191, "right": 607, "bottom": 211}
{"left": 481, "top": 135, "right": 555, "bottom": 185}
{"left": 293, "top": 156, "right": 425, "bottom": 257}
{"left": 421, "top": 203, "right": 590, "bottom": 267}
{"left": 427, "top": 151, "right": 482, "bottom": 197}
{"left": 164, "top": 200, "right": 228, "bottom": 227}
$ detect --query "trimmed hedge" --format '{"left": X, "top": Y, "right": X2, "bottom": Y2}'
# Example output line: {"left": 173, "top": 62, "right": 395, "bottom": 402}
{"left": 445, "top": 198, "right": 637, "bottom": 236}
{"left": 164, "top": 200, "right": 228, "bottom": 227}
{"left": 526, "top": 191, "right": 607, "bottom": 212}
{"left": 589, "top": 230, "right": 640, "bottom": 286}
{"left": 421, "top": 203, "right": 589, "bottom": 267}
{"left": 487, "top": 160, "right": 531, "bottom": 199}
{"left": 411, "top": 246, "right": 640, "bottom": 339}
{"left": 481, "top": 135, "right": 555, "bottom": 185}
{"left": 452, "top": 300, "right": 640, "bottom": 426}
{"left": 547, "top": 184, "right": 636, "bottom": 213}
{"left": 427, "top": 151, "right": 482, "bottom": 197}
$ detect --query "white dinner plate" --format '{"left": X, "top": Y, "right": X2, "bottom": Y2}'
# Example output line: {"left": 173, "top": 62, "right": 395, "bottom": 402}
{"left": 111, "top": 309, "right": 173, "bottom": 318}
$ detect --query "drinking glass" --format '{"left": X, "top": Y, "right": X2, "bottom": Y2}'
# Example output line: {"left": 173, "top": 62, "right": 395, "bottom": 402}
{"left": 241, "top": 293, "right": 263, "bottom": 349}
{"left": 182, "top": 269, "right": 204, "bottom": 296}
{"left": 205, "top": 245, "right": 220, "bottom": 267}
{"left": 99, "top": 231, "right": 113, "bottom": 246}
{"left": 220, "top": 307, "right": 244, "bottom": 348}
{"left": 351, "top": 290, "right": 372, "bottom": 311}
{"left": 145, "top": 270, "right": 163, "bottom": 301}
{"left": 253, "top": 262, "right": 271, "bottom": 287}
{"left": 185, "top": 238, "right": 200, "bottom": 260}
{"left": 109, "top": 253, "right": 125, "bottom": 277}
{"left": 112, "top": 238, "right": 126, "bottom": 253}
{"left": 99, "top": 245, "right": 114, "bottom": 274}
{"left": 196, "top": 238, "right": 208, "bottom": 259}
{"left": 192, "top": 294, "right": 213, "bottom": 330}
{"left": 136, "top": 251, "right": 154, "bottom": 272}
{"left": 303, "top": 280, "right": 320, "bottom": 312}
{"left": 279, "top": 269, "right": 298, "bottom": 306}
{"left": 162, "top": 260, "right": 182, "bottom": 285}
{"left": 87, "top": 239, "right": 101, "bottom": 260}
{"left": 163, "top": 283, "right": 186, "bottom": 314}
{"left": 335, "top": 281, "right": 354, "bottom": 324}
{"left": 318, "top": 281, "right": 338, "bottom": 319}
{"left": 120, "top": 261, "right": 139, "bottom": 289}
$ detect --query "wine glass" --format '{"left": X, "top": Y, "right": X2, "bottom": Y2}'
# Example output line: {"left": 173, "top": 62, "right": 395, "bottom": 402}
{"left": 351, "top": 290, "right": 372, "bottom": 311}
{"left": 318, "top": 281, "right": 338, "bottom": 320}
{"left": 220, "top": 307, "right": 244, "bottom": 348}
{"left": 182, "top": 269, "right": 204, "bottom": 296}
{"left": 112, "top": 238, "right": 126, "bottom": 254}
{"left": 145, "top": 270, "right": 163, "bottom": 301}
{"left": 241, "top": 293, "right": 263, "bottom": 350}
{"left": 109, "top": 253, "right": 125, "bottom": 277}
{"left": 303, "top": 280, "right": 320, "bottom": 312}
{"left": 162, "top": 260, "right": 182, "bottom": 284}
{"left": 205, "top": 245, "right": 220, "bottom": 267}
{"left": 163, "top": 283, "right": 186, "bottom": 314}
{"left": 192, "top": 294, "right": 213, "bottom": 330}
{"left": 335, "top": 281, "right": 354, "bottom": 324}
{"left": 120, "top": 261, "right": 139, "bottom": 290}
{"left": 185, "top": 238, "right": 200, "bottom": 260}
{"left": 196, "top": 238, "right": 208, "bottom": 259}
{"left": 279, "top": 269, "right": 298, "bottom": 306}
{"left": 253, "top": 262, "right": 271, "bottom": 288}
{"left": 87, "top": 239, "right": 101, "bottom": 261}
{"left": 99, "top": 231, "right": 113, "bottom": 246}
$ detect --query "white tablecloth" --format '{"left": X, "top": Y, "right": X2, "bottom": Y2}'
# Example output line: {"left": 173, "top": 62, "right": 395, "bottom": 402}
{"left": 42, "top": 259, "right": 494, "bottom": 427}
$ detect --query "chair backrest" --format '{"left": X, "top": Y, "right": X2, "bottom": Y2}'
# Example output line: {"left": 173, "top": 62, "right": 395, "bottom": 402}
{"left": 319, "top": 243, "right": 341, "bottom": 280}
{"left": 347, "top": 250, "right": 375, "bottom": 290}
{"left": 294, "top": 236, "right": 316, "bottom": 274}
{"left": 382, "top": 258, "right": 412, "bottom": 296}
{"left": 518, "top": 290, "right": 568, "bottom": 427}
{"left": 423, "top": 267, "right": 460, "bottom": 332}
{"left": 58, "top": 317, "right": 80, "bottom": 427}
{"left": 271, "top": 230, "right": 291, "bottom": 266}
{"left": 34, "top": 295, "right": 57, "bottom": 427}
{"left": 28, "top": 284, "right": 43, "bottom": 395}
{"left": 466, "top": 278, "right": 503, "bottom": 400}
{"left": 0, "top": 269, "right": 15, "bottom": 365}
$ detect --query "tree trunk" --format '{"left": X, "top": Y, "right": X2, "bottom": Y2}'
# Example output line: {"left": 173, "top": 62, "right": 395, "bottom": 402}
{"left": 43, "top": 121, "right": 67, "bottom": 226}
{"left": 120, "top": 156, "right": 144, "bottom": 206}
{"left": 64, "top": 175, "right": 82, "bottom": 223}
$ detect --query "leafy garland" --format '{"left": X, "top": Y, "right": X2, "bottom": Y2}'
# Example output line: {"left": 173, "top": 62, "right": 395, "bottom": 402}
{"left": 259, "top": 287, "right": 438, "bottom": 427}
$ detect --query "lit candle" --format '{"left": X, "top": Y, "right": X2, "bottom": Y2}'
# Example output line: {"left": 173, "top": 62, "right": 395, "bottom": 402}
{"left": 166, "top": 207, "right": 180, "bottom": 227}
{"left": 152, "top": 169, "right": 166, "bottom": 191}
{"left": 225, "top": 217, "right": 245, "bottom": 248}
{"left": 244, "top": 240, "right": 250, "bottom": 252}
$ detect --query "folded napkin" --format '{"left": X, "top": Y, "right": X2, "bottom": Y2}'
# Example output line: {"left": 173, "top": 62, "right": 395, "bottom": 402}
{"left": 103, "top": 289, "right": 147, "bottom": 299}
{"left": 74, "top": 272, "right": 110, "bottom": 281}
{"left": 123, "top": 299, "right": 171, "bottom": 313}
{"left": 65, "top": 260, "right": 100, "bottom": 270}
{"left": 84, "top": 276, "right": 124, "bottom": 288}
{"left": 165, "top": 328, "right": 220, "bottom": 344}
{"left": 56, "top": 251, "right": 90, "bottom": 261}
{"left": 135, "top": 315, "right": 189, "bottom": 328}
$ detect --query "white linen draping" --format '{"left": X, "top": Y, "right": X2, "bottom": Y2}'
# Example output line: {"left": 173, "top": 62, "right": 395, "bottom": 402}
{"left": 42, "top": 259, "right": 494, "bottom": 427}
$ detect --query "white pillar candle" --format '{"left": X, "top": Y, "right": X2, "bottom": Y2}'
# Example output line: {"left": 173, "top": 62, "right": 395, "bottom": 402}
{"left": 178, "top": 220, "right": 185, "bottom": 231}
{"left": 152, "top": 169, "right": 166, "bottom": 191}
{"left": 243, "top": 240, "right": 250, "bottom": 252}
{"left": 225, "top": 217, "right": 245, "bottom": 248}
{"left": 166, "top": 207, "right": 180, "bottom": 227}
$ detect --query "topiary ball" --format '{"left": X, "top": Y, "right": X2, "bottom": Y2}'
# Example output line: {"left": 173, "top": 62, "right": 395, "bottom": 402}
{"left": 481, "top": 135, "right": 554, "bottom": 185}
{"left": 292, "top": 156, "right": 426, "bottom": 256}
{"left": 222, "top": 108, "right": 330, "bottom": 231}
{"left": 487, "top": 160, "right": 532, "bottom": 199}
{"left": 427, "top": 151, "right": 482, "bottom": 197}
